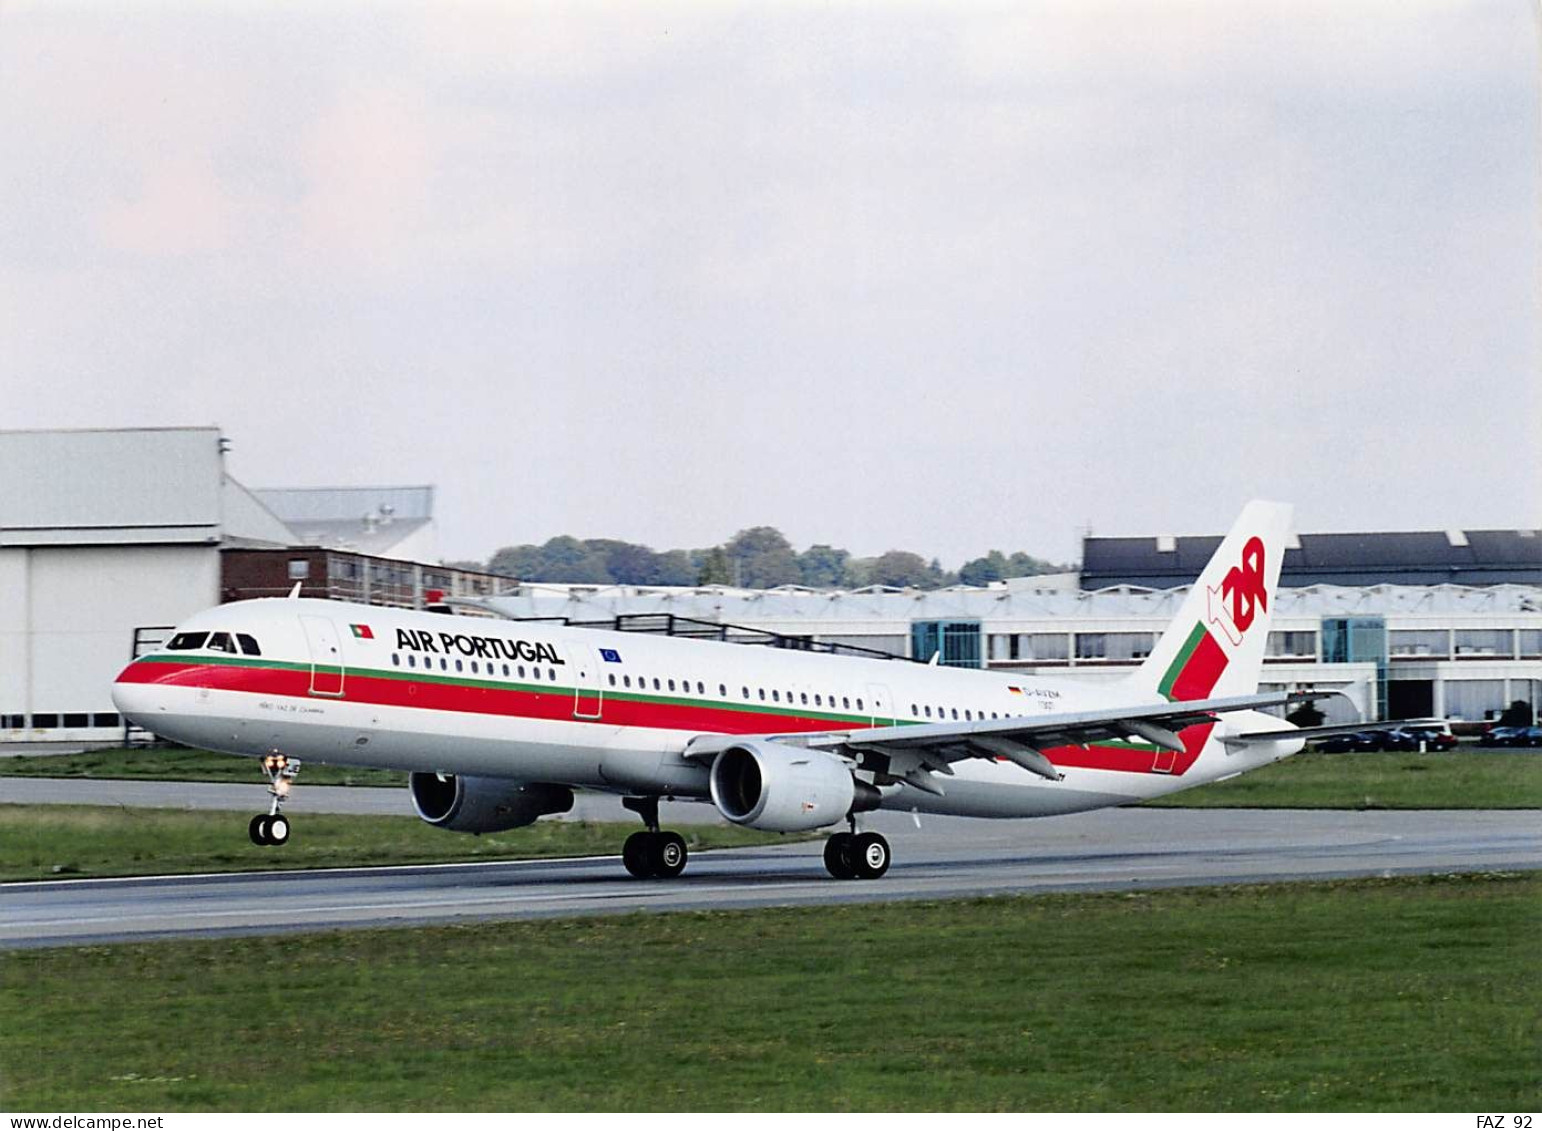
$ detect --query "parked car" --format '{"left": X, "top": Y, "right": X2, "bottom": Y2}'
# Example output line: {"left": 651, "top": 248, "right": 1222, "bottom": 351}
{"left": 1482, "top": 726, "right": 1542, "bottom": 748}
{"left": 1393, "top": 725, "right": 1459, "bottom": 752}
{"left": 1315, "top": 731, "right": 1386, "bottom": 753}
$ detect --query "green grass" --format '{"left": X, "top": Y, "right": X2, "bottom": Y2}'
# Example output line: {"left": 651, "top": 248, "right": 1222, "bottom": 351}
{"left": 0, "top": 806, "right": 796, "bottom": 883}
{"left": 0, "top": 746, "right": 406, "bottom": 787}
{"left": 1148, "top": 752, "right": 1542, "bottom": 809}
{"left": 9, "top": 748, "right": 1539, "bottom": 811}
{"left": 1, "top": 874, "right": 1536, "bottom": 1111}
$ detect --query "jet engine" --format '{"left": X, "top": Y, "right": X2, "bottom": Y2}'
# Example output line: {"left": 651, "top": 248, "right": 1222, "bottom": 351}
{"left": 709, "top": 740, "right": 878, "bottom": 832}
{"left": 409, "top": 772, "right": 574, "bottom": 834}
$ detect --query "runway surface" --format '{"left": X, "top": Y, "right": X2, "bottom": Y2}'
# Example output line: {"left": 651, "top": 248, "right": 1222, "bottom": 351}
{"left": 3, "top": 786, "right": 1538, "bottom": 948}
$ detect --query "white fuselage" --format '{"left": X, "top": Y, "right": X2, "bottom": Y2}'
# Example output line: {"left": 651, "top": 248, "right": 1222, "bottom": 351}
{"left": 112, "top": 597, "right": 1297, "bottom": 821}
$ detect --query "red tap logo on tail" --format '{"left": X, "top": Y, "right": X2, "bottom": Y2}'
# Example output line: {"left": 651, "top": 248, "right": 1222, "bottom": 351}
{"left": 1206, "top": 536, "right": 1268, "bottom": 647}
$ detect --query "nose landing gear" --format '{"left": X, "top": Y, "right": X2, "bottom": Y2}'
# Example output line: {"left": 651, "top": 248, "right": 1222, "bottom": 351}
{"left": 248, "top": 753, "right": 300, "bottom": 847}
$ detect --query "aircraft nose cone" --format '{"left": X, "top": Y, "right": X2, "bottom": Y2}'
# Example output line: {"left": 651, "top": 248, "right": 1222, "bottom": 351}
{"left": 110, "top": 671, "right": 159, "bottom": 725}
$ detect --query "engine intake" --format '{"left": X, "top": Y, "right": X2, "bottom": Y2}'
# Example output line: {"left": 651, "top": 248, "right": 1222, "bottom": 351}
{"left": 409, "top": 772, "right": 574, "bottom": 834}
{"left": 709, "top": 740, "right": 877, "bottom": 832}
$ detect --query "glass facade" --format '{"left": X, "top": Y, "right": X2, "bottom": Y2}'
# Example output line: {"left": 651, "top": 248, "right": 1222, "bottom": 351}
{"left": 911, "top": 620, "right": 982, "bottom": 668}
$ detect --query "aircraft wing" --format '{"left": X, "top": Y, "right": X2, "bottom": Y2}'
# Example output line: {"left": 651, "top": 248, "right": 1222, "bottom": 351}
{"left": 684, "top": 691, "right": 1303, "bottom": 795}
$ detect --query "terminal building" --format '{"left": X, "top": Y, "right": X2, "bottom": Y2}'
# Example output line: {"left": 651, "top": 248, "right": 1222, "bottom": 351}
{"left": 2, "top": 425, "right": 1538, "bottom": 743}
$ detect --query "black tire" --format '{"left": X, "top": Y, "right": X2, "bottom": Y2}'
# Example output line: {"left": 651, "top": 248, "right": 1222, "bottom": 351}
{"left": 266, "top": 814, "right": 290, "bottom": 847}
{"left": 650, "top": 831, "right": 688, "bottom": 879}
{"left": 852, "top": 832, "right": 891, "bottom": 879}
{"left": 823, "top": 833, "right": 856, "bottom": 879}
{"left": 248, "top": 814, "right": 269, "bottom": 846}
{"left": 622, "top": 831, "right": 654, "bottom": 879}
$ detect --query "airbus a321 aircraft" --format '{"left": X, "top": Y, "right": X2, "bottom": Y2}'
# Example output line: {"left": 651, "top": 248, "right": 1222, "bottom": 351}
{"left": 113, "top": 501, "right": 1336, "bottom": 881}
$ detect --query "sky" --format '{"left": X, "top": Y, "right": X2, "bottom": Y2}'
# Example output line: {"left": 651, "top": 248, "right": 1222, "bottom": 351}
{"left": 2, "top": 1, "right": 1537, "bottom": 567}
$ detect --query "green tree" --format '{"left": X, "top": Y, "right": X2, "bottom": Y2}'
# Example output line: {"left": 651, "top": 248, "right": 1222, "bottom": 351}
{"left": 696, "top": 547, "right": 733, "bottom": 586}
{"left": 959, "top": 550, "right": 1008, "bottom": 587}
{"left": 725, "top": 526, "right": 800, "bottom": 588}
{"left": 869, "top": 550, "right": 933, "bottom": 588}
{"left": 797, "top": 544, "right": 850, "bottom": 589}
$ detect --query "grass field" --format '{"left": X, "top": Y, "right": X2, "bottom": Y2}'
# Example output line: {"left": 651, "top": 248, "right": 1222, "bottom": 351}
{"left": 0, "top": 805, "right": 795, "bottom": 883}
{"left": 6, "top": 747, "right": 1540, "bottom": 810}
{"left": 1, "top": 873, "right": 1536, "bottom": 1111}
{"left": 1143, "top": 751, "right": 1542, "bottom": 809}
{"left": 0, "top": 746, "right": 406, "bottom": 787}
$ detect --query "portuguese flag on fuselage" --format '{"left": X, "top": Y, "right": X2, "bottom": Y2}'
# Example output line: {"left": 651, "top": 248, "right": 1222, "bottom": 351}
{"left": 350, "top": 624, "right": 374, "bottom": 640}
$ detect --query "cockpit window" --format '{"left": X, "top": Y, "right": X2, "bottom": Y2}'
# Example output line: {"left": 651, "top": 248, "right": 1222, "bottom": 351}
{"left": 237, "top": 634, "right": 261, "bottom": 656}
{"left": 166, "top": 632, "right": 209, "bottom": 651}
{"left": 207, "top": 632, "right": 236, "bottom": 653}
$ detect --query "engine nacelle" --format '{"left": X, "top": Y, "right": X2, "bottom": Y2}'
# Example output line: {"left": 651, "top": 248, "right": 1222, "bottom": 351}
{"left": 409, "top": 772, "right": 574, "bottom": 834}
{"left": 708, "top": 740, "right": 876, "bottom": 832}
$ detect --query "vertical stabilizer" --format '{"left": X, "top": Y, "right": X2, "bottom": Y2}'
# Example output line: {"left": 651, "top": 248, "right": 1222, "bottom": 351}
{"left": 1125, "top": 501, "right": 1293, "bottom": 702}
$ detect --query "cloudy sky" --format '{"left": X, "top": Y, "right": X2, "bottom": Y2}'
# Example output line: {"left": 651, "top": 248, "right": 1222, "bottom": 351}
{"left": 2, "top": 1, "right": 1536, "bottom": 566}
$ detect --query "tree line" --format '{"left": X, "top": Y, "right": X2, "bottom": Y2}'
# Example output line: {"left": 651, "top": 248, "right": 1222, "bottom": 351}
{"left": 451, "top": 526, "right": 1068, "bottom": 590}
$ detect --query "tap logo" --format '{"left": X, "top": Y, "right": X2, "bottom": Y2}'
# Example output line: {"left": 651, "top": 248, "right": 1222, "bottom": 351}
{"left": 1206, "top": 536, "right": 1268, "bottom": 647}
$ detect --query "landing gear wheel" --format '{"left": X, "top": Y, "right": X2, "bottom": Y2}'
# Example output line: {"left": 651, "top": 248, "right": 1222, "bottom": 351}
{"left": 823, "top": 832, "right": 856, "bottom": 879}
{"left": 650, "top": 831, "right": 688, "bottom": 879}
{"left": 249, "top": 814, "right": 269, "bottom": 846}
{"left": 623, "top": 831, "right": 654, "bottom": 879}
{"left": 266, "top": 814, "right": 290, "bottom": 847}
{"left": 851, "top": 832, "right": 890, "bottom": 879}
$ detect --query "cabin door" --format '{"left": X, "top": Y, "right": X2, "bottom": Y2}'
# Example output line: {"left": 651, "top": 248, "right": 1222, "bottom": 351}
{"left": 300, "top": 615, "right": 345, "bottom": 697}
{"left": 572, "top": 646, "right": 605, "bottom": 720}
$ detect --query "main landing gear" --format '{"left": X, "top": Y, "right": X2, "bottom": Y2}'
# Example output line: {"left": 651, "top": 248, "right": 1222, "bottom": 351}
{"left": 249, "top": 753, "right": 300, "bottom": 847}
{"left": 823, "top": 819, "right": 890, "bottom": 880}
{"left": 620, "top": 796, "right": 688, "bottom": 879}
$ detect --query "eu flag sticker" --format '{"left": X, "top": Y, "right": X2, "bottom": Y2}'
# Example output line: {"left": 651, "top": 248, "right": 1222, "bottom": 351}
{"left": 599, "top": 648, "right": 622, "bottom": 663}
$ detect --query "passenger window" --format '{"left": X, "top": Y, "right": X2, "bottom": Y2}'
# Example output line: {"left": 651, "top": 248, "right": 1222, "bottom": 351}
{"left": 816, "top": 695, "right": 823, "bottom": 707}
{"left": 455, "top": 660, "right": 464, "bottom": 672}
{"left": 742, "top": 687, "right": 750, "bottom": 699}
{"left": 237, "top": 634, "right": 261, "bottom": 656}
{"left": 925, "top": 706, "right": 932, "bottom": 718}
{"left": 408, "top": 654, "right": 417, "bottom": 668}
{"left": 951, "top": 708, "right": 958, "bottom": 719}
{"left": 502, "top": 664, "right": 510, "bottom": 677}
{"left": 800, "top": 693, "right": 808, "bottom": 705}
{"left": 532, "top": 667, "right": 541, "bottom": 680}
{"left": 842, "top": 697, "right": 850, "bottom": 709}
{"left": 857, "top": 698, "right": 864, "bottom": 711}
{"left": 668, "top": 679, "right": 676, "bottom": 692}
{"left": 608, "top": 674, "right": 616, "bottom": 686}
{"left": 470, "top": 661, "right": 479, "bottom": 674}
{"left": 392, "top": 654, "right": 400, "bottom": 667}
{"left": 697, "top": 681, "right": 705, "bottom": 694}
{"left": 771, "top": 690, "right": 780, "bottom": 702}
{"left": 719, "top": 684, "right": 727, "bottom": 697}
{"left": 519, "top": 665, "right": 527, "bottom": 678}
{"left": 652, "top": 678, "right": 661, "bottom": 690}
{"left": 549, "top": 669, "right": 556, "bottom": 682}
{"left": 965, "top": 709, "right": 972, "bottom": 721}
{"left": 758, "top": 689, "right": 766, "bottom": 701}
{"left": 439, "top": 658, "right": 448, "bottom": 671}
{"left": 624, "top": 675, "right": 631, "bottom": 688}
{"left": 166, "top": 631, "right": 209, "bottom": 651}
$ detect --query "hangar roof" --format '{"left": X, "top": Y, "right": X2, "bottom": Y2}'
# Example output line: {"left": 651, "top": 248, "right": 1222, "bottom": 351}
{"left": 253, "top": 485, "right": 435, "bottom": 557}
{"left": 0, "top": 426, "right": 292, "bottom": 548}
{"left": 1081, "top": 529, "right": 1542, "bottom": 588}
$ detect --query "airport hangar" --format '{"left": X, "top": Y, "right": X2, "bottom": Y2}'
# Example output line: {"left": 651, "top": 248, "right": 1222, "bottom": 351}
{"left": 2, "top": 425, "right": 1539, "bottom": 747}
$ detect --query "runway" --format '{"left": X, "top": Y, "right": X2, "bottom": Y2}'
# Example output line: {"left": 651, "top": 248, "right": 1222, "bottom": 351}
{"left": 3, "top": 798, "right": 1538, "bottom": 949}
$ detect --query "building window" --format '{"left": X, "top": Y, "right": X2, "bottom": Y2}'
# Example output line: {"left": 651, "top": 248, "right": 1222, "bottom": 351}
{"left": 288, "top": 559, "right": 310, "bottom": 580}
{"left": 1455, "top": 629, "right": 1513, "bottom": 657}
{"left": 93, "top": 712, "right": 120, "bottom": 728}
{"left": 1389, "top": 630, "right": 1449, "bottom": 658}
{"left": 31, "top": 714, "right": 58, "bottom": 729}
{"left": 1266, "top": 631, "right": 1318, "bottom": 659}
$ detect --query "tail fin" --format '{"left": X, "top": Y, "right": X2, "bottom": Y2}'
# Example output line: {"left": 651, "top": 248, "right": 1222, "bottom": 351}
{"left": 1126, "top": 501, "right": 1293, "bottom": 703}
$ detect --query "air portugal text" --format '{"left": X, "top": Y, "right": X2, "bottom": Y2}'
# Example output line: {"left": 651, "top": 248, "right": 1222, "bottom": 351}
{"left": 394, "top": 628, "right": 565, "bottom": 665}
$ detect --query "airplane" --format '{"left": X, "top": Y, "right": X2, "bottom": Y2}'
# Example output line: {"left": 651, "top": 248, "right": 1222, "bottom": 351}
{"left": 111, "top": 500, "right": 1343, "bottom": 880}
